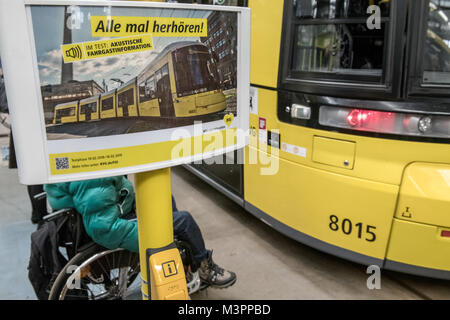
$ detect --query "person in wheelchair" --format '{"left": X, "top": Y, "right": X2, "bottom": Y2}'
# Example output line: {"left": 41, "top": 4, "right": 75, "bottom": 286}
{"left": 44, "top": 175, "right": 236, "bottom": 289}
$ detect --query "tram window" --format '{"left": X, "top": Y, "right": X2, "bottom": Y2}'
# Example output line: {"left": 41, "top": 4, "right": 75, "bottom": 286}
{"left": 188, "top": 55, "right": 207, "bottom": 87}
{"left": 155, "top": 64, "right": 169, "bottom": 87}
{"left": 140, "top": 76, "right": 156, "bottom": 103}
{"left": 292, "top": 23, "right": 385, "bottom": 76}
{"left": 147, "top": 77, "right": 156, "bottom": 97}
{"left": 89, "top": 102, "right": 97, "bottom": 112}
{"left": 174, "top": 52, "right": 191, "bottom": 96}
{"left": 64, "top": 107, "right": 75, "bottom": 117}
{"left": 422, "top": 1, "right": 450, "bottom": 85}
{"left": 155, "top": 69, "right": 162, "bottom": 83}
{"left": 173, "top": 45, "right": 220, "bottom": 97}
{"left": 102, "top": 97, "right": 114, "bottom": 111}
{"left": 152, "top": 65, "right": 170, "bottom": 93}
{"left": 161, "top": 64, "right": 169, "bottom": 77}
{"left": 118, "top": 88, "right": 134, "bottom": 107}
{"left": 56, "top": 107, "right": 75, "bottom": 118}
{"left": 80, "top": 102, "right": 97, "bottom": 114}
{"left": 290, "top": 0, "right": 389, "bottom": 81}
{"left": 295, "top": 0, "right": 390, "bottom": 19}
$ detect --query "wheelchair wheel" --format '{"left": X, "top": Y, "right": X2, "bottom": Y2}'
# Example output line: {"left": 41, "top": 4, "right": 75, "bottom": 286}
{"left": 48, "top": 244, "right": 140, "bottom": 300}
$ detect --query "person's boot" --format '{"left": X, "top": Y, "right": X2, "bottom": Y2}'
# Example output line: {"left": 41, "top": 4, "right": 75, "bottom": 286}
{"left": 198, "top": 250, "right": 236, "bottom": 288}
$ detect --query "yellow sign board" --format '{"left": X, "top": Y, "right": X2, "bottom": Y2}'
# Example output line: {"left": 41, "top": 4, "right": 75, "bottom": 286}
{"left": 91, "top": 16, "right": 208, "bottom": 38}
{"left": 61, "top": 34, "right": 154, "bottom": 63}
{"left": 48, "top": 129, "right": 237, "bottom": 175}
{"left": 0, "top": 1, "right": 250, "bottom": 184}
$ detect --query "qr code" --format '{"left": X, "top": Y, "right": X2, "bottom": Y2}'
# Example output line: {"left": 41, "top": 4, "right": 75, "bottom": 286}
{"left": 55, "top": 157, "right": 69, "bottom": 170}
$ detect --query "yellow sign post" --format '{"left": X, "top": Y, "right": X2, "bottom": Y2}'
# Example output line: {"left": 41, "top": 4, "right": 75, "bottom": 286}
{"left": 131, "top": 0, "right": 187, "bottom": 302}
{"left": 135, "top": 168, "right": 189, "bottom": 300}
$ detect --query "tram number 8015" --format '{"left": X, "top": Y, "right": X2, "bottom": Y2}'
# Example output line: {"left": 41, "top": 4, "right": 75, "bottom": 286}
{"left": 329, "top": 215, "right": 376, "bottom": 242}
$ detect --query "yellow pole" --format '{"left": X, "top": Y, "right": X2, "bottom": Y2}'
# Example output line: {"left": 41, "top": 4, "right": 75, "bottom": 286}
{"left": 128, "top": 0, "right": 188, "bottom": 301}
{"left": 135, "top": 168, "right": 173, "bottom": 300}
{"left": 135, "top": 168, "right": 189, "bottom": 300}
{"left": 135, "top": 168, "right": 173, "bottom": 251}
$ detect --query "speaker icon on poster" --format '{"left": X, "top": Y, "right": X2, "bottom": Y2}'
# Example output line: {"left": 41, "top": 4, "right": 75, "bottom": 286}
{"left": 62, "top": 44, "right": 84, "bottom": 62}
{"left": 65, "top": 45, "right": 83, "bottom": 59}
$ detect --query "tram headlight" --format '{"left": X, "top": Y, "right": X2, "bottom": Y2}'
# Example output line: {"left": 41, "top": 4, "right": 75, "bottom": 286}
{"left": 319, "top": 106, "right": 450, "bottom": 139}
{"left": 418, "top": 116, "right": 432, "bottom": 133}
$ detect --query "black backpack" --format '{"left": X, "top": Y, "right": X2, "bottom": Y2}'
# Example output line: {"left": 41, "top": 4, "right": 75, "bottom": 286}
{"left": 27, "top": 185, "right": 47, "bottom": 224}
{"left": 27, "top": 209, "right": 92, "bottom": 300}
{"left": 27, "top": 217, "right": 68, "bottom": 300}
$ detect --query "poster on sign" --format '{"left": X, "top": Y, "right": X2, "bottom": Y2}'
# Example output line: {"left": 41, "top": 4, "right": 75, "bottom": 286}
{"left": 0, "top": 0, "right": 250, "bottom": 184}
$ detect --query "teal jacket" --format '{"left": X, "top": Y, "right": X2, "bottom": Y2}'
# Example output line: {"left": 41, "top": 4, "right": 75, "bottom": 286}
{"left": 44, "top": 176, "right": 139, "bottom": 253}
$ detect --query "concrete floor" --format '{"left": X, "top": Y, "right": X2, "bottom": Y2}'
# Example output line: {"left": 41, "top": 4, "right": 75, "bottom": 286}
{"left": 0, "top": 166, "right": 36, "bottom": 299}
{"left": 0, "top": 164, "right": 450, "bottom": 299}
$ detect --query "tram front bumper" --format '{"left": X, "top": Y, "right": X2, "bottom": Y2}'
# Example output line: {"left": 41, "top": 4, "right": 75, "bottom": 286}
{"left": 195, "top": 100, "right": 227, "bottom": 115}
{"left": 385, "top": 162, "right": 450, "bottom": 278}
{"left": 245, "top": 147, "right": 450, "bottom": 279}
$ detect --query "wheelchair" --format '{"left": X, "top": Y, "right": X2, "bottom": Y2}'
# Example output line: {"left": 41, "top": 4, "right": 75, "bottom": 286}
{"left": 32, "top": 191, "right": 204, "bottom": 300}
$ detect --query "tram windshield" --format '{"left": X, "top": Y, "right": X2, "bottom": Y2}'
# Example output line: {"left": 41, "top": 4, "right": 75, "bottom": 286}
{"left": 173, "top": 45, "right": 220, "bottom": 97}
{"left": 291, "top": 0, "right": 390, "bottom": 80}
{"left": 55, "top": 106, "right": 75, "bottom": 122}
{"left": 422, "top": 0, "right": 450, "bottom": 85}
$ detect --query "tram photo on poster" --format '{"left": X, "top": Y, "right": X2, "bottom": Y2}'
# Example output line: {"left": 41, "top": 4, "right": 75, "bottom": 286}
{"left": 0, "top": 1, "right": 250, "bottom": 184}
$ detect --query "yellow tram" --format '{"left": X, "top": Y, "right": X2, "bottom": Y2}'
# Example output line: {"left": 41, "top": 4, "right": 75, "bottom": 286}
{"left": 188, "top": 0, "right": 450, "bottom": 279}
{"left": 79, "top": 95, "right": 100, "bottom": 122}
{"left": 52, "top": 41, "right": 226, "bottom": 124}
{"left": 53, "top": 101, "right": 78, "bottom": 124}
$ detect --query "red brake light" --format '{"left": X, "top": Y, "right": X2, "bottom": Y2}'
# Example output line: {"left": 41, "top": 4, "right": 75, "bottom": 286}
{"left": 441, "top": 230, "right": 450, "bottom": 238}
{"left": 346, "top": 109, "right": 370, "bottom": 127}
{"left": 320, "top": 106, "right": 450, "bottom": 138}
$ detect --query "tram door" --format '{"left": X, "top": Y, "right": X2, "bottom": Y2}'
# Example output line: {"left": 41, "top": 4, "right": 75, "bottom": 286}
{"left": 85, "top": 108, "right": 91, "bottom": 121}
{"left": 118, "top": 89, "right": 133, "bottom": 117}
{"left": 80, "top": 103, "right": 91, "bottom": 121}
{"left": 123, "top": 104, "right": 129, "bottom": 117}
{"left": 156, "top": 64, "right": 175, "bottom": 117}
